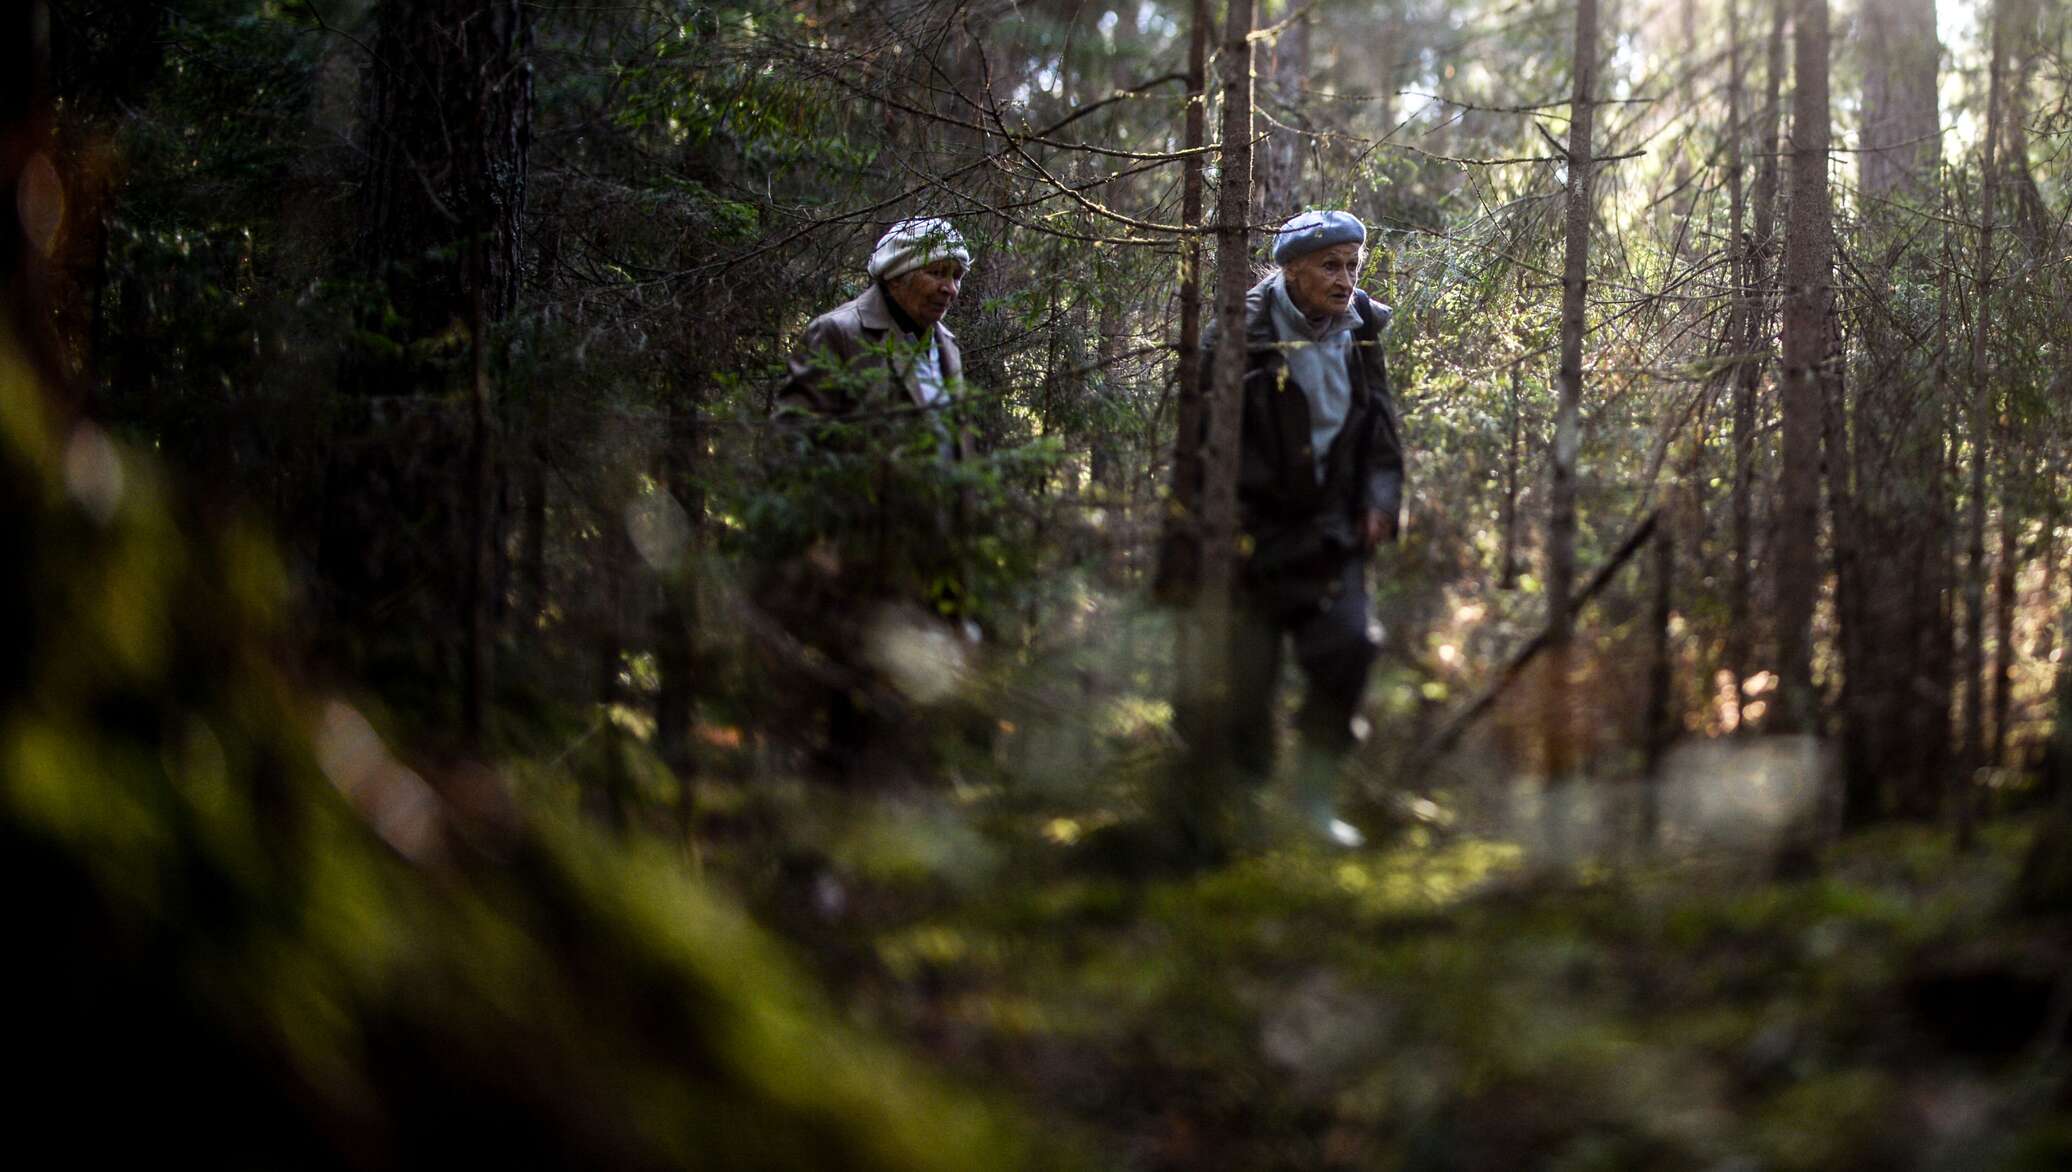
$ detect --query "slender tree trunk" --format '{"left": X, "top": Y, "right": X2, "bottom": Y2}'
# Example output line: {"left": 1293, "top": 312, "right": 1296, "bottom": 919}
{"left": 1923, "top": 174, "right": 1959, "bottom": 801}
{"left": 1159, "top": 0, "right": 1212, "bottom": 606}
{"left": 1665, "top": 0, "right": 1698, "bottom": 263}
{"left": 1773, "top": 0, "right": 1831, "bottom": 735}
{"left": 1992, "top": 469, "right": 2018, "bottom": 764}
{"left": 655, "top": 394, "right": 704, "bottom": 787}
{"left": 1642, "top": 526, "right": 1674, "bottom": 842}
{"left": 1858, "top": 0, "right": 1943, "bottom": 197}
{"left": 520, "top": 429, "right": 548, "bottom": 624}
{"left": 1821, "top": 306, "right": 1863, "bottom": 807}
{"left": 1171, "top": 0, "right": 1252, "bottom": 857}
{"left": 1091, "top": 293, "right": 1127, "bottom": 583}
{"left": 465, "top": 264, "right": 494, "bottom": 741}
{"left": 1255, "top": 0, "right": 1309, "bottom": 221}
{"left": 1843, "top": 0, "right": 1944, "bottom": 821}
{"left": 1724, "top": 0, "right": 1750, "bottom": 721}
{"left": 1202, "top": 0, "right": 1256, "bottom": 604}
{"left": 2040, "top": 487, "right": 2060, "bottom": 666}
{"left": 1731, "top": 0, "right": 1786, "bottom": 727}
{"left": 1500, "top": 351, "right": 1524, "bottom": 590}
{"left": 334, "top": 0, "right": 532, "bottom": 727}
{"left": 591, "top": 545, "right": 621, "bottom": 829}
{"left": 1544, "top": 0, "right": 1599, "bottom": 781}
{"left": 1961, "top": 0, "right": 2009, "bottom": 848}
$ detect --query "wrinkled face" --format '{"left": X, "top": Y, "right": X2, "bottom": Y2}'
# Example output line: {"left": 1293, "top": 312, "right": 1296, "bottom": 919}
{"left": 1283, "top": 242, "right": 1363, "bottom": 318}
{"left": 886, "top": 259, "right": 966, "bottom": 328}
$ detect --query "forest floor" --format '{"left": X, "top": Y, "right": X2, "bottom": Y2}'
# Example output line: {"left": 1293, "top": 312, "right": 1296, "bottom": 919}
{"left": 686, "top": 758, "right": 2072, "bottom": 1172}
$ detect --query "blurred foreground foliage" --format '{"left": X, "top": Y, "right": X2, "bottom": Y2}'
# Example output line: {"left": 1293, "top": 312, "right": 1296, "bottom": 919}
{"left": 1, "top": 329, "right": 1042, "bottom": 1167}
{"left": 705, "top": 765, "right": 2072, "bottom": 1171}
{"left": 14, "top": 287, "right": 2072, "bottom": 1166}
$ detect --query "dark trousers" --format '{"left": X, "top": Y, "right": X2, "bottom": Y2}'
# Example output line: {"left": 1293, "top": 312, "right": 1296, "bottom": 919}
{"left": 1228, "top": 557, "right": 1378, "bottom": 781}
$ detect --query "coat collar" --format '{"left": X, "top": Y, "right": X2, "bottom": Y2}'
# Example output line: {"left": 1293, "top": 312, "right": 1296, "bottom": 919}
{"left": 857, "top": 282, "right": 897, "bottom": 332}
{"left": 858, "top": 282, "right": 957, "bottom": 346}
{"left": 852, "top": 283, "right": 962, "bottom": 409}
{"left": 1268, "top": 271, "right": 1361, "bottom": 341}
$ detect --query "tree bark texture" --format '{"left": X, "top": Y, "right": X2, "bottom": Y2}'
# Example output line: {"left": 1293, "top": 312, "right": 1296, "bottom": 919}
{"left": 1992, "top": 475, "right": 2018, "bottom": 764}
{"left": 1961, "top": 0, "right": 2008, "bottom": 847}
{"left": 1171, "top": 0, "right": 1251, "bottom": 856}
{"left": 1840, "top": 0, "right": 1946, "bottom": 820}
{"left": 361, "top": 0, "right": 533, "bottom": 330}
{"left": 1857, "top": 0, "right": 1942, "bottom": 200}
{"left": 1773, "top": 0, "right": 1831, "bottom": 735}
{"left": 1544, "top": 0, "right": 1597, "bottom": 780}
{"left": 1501, "top": 351, "right": 1524, "bottom": 590}
{"left": 1157, "top": 0, "right": 1212, "bottom": 605}
{"left": 1730, "top": 0, "right": 1787, "bottom": 725}
{"left": 1642, "top": 525, "right": 1674, "bottom": 839}
{"left": 1255, "top": 0, "right": 1310, "bottom": 222}
{"left": 320, "top": 0, "right": 533, "bottom": 725}
{"left": 1725, "top": 0, "right": 1750, "bottom": 722}
{"left": 1202, "top": 0, "right": 1255, "bottom": 607}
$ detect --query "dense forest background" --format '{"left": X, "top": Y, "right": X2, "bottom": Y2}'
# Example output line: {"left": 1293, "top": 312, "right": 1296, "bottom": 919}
{"left": 11, "top": 0, "right": 2072, "bottom": 1166}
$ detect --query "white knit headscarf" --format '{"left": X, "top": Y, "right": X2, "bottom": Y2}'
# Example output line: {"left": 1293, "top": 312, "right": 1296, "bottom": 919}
{"left": 867, "top": 217, "right": 972, "bottom": 281}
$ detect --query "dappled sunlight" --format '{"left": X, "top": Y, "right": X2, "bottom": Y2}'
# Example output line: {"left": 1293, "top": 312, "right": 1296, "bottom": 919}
{"left": 16, "top": 0, "right": 2072, "bottom": 1163}
{"left": 1654, "top": 735, "right": 1834, "bottom": 853}
{"left": 864, "top": 604, "right": 975, "bottom": 705}
{"left": 313, "top": 699, "right": 444, "bottom": 863}
{"left": 62, "top": 423, "right": 124, "bottom": 523}
{"left": 1461, "top": 735, "right": 1834, "bottom": 867}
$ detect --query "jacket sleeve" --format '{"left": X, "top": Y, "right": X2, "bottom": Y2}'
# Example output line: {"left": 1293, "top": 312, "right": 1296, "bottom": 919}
{"left": 1355, "top": 301, "right": 1406, "bottom": 530}
{"left": 775, "top": 314, "right": 852, "bottom": 418}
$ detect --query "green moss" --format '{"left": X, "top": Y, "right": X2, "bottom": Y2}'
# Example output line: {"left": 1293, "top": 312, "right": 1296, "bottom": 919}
{"left": 1754, "top": 1070, "right": 1899, "bottom": 1170}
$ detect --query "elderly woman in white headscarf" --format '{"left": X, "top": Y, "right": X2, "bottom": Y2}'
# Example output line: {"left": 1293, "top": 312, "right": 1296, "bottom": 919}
{"left": 778, "top": 216, "right": 973, "bottom": 425}
{"left": 769, "top": 217, "right": 985, "bottom": 784}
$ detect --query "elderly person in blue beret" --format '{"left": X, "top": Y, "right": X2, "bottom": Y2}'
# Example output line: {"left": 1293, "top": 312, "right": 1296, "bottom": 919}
{"left": 1203, "top": 208, "right": 1406, "bottom": 846}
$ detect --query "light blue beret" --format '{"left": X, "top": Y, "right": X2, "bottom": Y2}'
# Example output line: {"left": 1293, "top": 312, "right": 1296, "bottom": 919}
{"left": 1271, "top": 209, "right": 1366, "bottom": 264}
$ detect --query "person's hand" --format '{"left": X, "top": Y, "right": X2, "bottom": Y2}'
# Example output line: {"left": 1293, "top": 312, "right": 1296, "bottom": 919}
{"left": 1362, "top": 508, "right": 1398, "bottom": 550}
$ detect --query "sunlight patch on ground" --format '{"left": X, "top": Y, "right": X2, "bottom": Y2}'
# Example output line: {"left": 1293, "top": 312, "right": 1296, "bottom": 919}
{"left": 864, "top": 606, "right": 972, "bottom": 705}
{"left": 1471, "top": 735, "right": 1834, "bottom": 866}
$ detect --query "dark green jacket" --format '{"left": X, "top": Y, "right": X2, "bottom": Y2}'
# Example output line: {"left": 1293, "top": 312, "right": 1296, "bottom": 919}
{"left": 1207, "top": 276, "right": 1406, "bottom": 607}
{"left": 770, "top": 283, "right": 977, "bottom": 617}
{"left": 776, "top": 283, "right": 975, "bottom": 463}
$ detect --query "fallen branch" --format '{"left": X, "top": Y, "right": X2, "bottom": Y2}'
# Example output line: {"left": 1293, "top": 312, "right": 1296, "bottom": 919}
{"left": 1397, "top": 509, "right": 1660, "bottom": 778}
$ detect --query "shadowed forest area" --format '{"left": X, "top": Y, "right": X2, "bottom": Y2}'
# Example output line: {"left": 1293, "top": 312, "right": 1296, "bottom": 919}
{"left": 12, "top": 0, "right": 2072, "bottom": 1166}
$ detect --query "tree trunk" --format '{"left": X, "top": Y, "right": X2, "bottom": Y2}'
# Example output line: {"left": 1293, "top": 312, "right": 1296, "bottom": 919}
{"left": 1544, "top": 0, "right": 1599, "bottom": 781}
{"left": 465, "top": 268, "right": 494, "bottom": 741}
{"left": 361, "top": 0, "right": 532, "bottom": 330}
{"left": 1730, "top": 0, "right": 1787, "bottom": 727}
{"left": 1500, "top": 350, "right": 1524, "bottom": 590}
{"left": 1773, "top": 0, "right": 1831, "bottom": 735}
{"left": 329, "top": 0, "right": 533, "bottom": 729}
{"left": 1157, "top": 0, "right": 1211, "bottom": 606}
{"left": 655, "top": 393, "right": 704, "bottom": 787}
{"left": 1254, "top": 0, "right": 1309, "bottom": 222}
{"left": 1992, "top": 467, "right": 2018, "bottom": 765}
{"left": 1642, "top": 525, "right": 1673, "bottom": 842}
{"left": 1857, "top": 0, "right": 1942, "bottom": 198}
{"left": 1822, "top": 306, "right": 1864, "bottom": 810}
{"left": 1091, "top": 293, "right": 1128, "bottom": 583}
{"left": 1840, "top": 0, "right": 1944, "bottom": 821}
{"left": 1961, "top": 0, "right": 2009, "bottom": 848}
{"left": 1167, "top": 0, "right": 1247, "bottom": 859}
{"left": 1723, "top": 0, "right": 1749, "bottom": 721}
{"left": 1201, "top": 0, "right": 1255, "bottom": 608}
